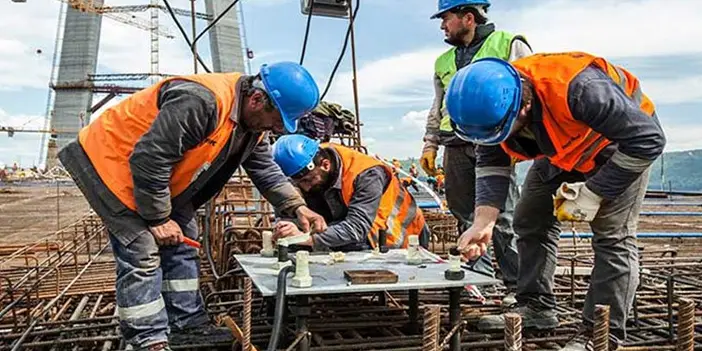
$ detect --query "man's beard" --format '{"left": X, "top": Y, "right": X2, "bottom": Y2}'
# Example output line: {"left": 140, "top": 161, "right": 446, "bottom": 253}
{"left": 444, "top": 27, "right": 470, "bottom": 46}
{"left": 305, "top": 171, "right": 330, "bottom": 195}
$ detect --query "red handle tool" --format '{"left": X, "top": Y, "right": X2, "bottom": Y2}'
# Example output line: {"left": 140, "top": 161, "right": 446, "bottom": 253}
{"left": 183, "top": 237, "right": 201, "bottom": 249}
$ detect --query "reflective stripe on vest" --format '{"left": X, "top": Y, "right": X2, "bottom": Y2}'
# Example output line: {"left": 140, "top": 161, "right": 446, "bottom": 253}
{"left": 435, "top": 31, "right": 523, "bottom": 132}
{"left": 78, "top": 73, "right": 242, "bottom": 210}
{"left": 505, "top": 52, "right": 656, "bottom": 173}
{"left": 324, "top": 144, "right": 426, "bottom": 249}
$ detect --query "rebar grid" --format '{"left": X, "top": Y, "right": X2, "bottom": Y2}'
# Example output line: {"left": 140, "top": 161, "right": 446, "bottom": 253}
{"left": 3, "top": 186, "right": 702, "bottom": 350}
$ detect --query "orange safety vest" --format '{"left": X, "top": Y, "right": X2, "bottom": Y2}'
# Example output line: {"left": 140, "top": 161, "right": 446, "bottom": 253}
{"left": 325, "top": 144, "right": 426, "bottom": 249}
{"left": 78, "top": 73, "right": 242, "bottom": 211}
{"left": 506, "top": 52, "right": 656, "bottom": 173}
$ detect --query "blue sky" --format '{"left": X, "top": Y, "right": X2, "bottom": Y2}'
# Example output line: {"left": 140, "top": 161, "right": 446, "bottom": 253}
{"left": 1, "top": 0, "right": 702, "bottom": 167}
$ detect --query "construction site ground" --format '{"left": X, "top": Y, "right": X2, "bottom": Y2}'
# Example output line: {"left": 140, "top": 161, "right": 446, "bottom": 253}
{"left": 0, "top": 184, "right": 89, "bottom": 245}
{"left": 1, "top": 181, "right": 701, "bottom": 350}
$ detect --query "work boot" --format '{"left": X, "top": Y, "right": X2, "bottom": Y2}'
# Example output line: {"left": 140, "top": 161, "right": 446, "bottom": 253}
{"left": 501, "top": 290, "right": 517, "bottom": 307}
{"left": 477, "top": 304, "right": 559, "bottom": 332}
{"left": 560, "top": 327, "right": 620, "bottom": 351}
{"left": 169, "top": 324, "right": 234, "bottom": 345}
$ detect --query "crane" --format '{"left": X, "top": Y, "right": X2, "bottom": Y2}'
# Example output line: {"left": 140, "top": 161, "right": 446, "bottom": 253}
{"left": 61, "top": 0, "right": 175, "bottom": 38}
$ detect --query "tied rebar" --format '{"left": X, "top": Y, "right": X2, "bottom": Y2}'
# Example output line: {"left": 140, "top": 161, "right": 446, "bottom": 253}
{"left": 504, "top": 313, "right": 522, "bottom": 351}
{"left": 593, "top": 305, "right": 611, "bottom": 351}
{"left": 422, "top": 305, "right": 441, "bottom": 351}
{"left": 676, "top": 298, "right": 695, "bottom": 351}
{"left": 243, "top": 277, "right": 252, "bottom": 351}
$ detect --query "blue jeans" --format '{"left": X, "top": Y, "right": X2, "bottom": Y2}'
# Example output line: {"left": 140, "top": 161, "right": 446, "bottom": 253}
{"left": 107, "top": 212, "right": 208, "bottom": 348}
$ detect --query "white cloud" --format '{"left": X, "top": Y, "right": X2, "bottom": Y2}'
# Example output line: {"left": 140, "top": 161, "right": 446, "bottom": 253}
{"left": 0, "top": 108, "right": 45, "bottom": 166}
{"left": 324, "top": 48, "right": 442, "bottom": 109}
{"left": 493, "top": 0, "right": 702, "bottom": 58}
{"left": 322, "top": 0, "right": 702, "bottom": 109}
{"left": 245, "top": 0, "right": 293, "bottom": 7}
{"left": 643, "top": 75, "right": 702, "bottom": 105}
{"left": 659, "top": 125, "right": 702, "bottom": 153}
{"left": 401, "top": 109, "right": 429, "bottom": 130}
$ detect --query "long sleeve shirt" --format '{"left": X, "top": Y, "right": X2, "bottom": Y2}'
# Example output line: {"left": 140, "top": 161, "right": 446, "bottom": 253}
{"left": 127, "top": 79, "right": 305, "bottom": 225}
{"left": 293, "top": 148, "right": 390, "bottom": 251}
{"left": 475, "top": 65, "right": 667, "bottom": 209}
{"left": 423, "top": 24, "right": 533, "bottom": 149}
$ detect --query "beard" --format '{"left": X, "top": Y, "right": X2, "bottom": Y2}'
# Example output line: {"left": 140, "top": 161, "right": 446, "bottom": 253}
{"left": 305, "top": 171, "right": 331, "bottom": 195}
{"left": 444, "top": 26, "right": 470, "bottom": 46}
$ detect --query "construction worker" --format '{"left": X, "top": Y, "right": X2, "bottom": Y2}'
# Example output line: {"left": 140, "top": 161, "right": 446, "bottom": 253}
{"left": 447, "top": 53, "right": 666, "bottom": 350}
{"left": 58, "top": 62, "right": 327, "bottom": 351}
{"left": 272, "top": 134, "right": 429, "bottom": 251}
{"left": 419, "top": 0, "right": 531, "bottom": 304}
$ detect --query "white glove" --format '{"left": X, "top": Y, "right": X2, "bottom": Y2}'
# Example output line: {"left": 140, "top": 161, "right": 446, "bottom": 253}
{"left": 553, "top": 182, "right": 603, "bottom": 222}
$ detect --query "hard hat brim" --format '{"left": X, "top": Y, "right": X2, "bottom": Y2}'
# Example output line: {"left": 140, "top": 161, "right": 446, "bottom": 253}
{"left": 453, "top": 110, "right": 518, "bottom": 146}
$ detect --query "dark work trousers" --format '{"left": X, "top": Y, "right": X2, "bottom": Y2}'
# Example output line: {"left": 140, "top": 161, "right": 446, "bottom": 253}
{"left": 443, "top": 144, "right": 519, "bottom": 290}
{"left": 514, "top": 158, "right": 648, "bottom": 340}
{"left": 62, "top": 151, "right": 208, "bottom": 349}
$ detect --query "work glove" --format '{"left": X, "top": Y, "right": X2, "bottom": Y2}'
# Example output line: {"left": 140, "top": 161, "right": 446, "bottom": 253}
{"left": 420, "top": 144, "right": 438, "bottom": 177}
{"left": 553, "top": 182, "right": 603, "bottom": 222}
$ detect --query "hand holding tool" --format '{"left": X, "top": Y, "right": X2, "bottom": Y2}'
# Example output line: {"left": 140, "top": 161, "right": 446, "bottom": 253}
{"left": 183, "top": 237, "right": 201, "bottom": 249}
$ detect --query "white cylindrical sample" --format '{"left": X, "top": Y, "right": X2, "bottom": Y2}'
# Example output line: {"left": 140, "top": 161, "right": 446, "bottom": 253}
{"left": 406, "top": 235, "right": 422, "bottom": 265}
{"left": 260, "top": 230, "right": 275, "bottom": 257}
{"left": 292, "top": 250, "right": 313, "bottom": 287}
{"left": 449, "top": 253, "right": 462, "bottom": 272}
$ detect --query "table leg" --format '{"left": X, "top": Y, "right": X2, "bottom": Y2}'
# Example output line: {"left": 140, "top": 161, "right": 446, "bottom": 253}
{"left": 449, "top": 287, "right": 462, "bottom": 351}
{"left": 408, "top": 289, "right": 419, "bottom": 333}
{"left": 295, "top": 295, "right": 311, "bottom": 351}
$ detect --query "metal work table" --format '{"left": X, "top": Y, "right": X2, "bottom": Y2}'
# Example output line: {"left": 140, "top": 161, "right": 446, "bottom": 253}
{"left": 235, "top": 250, "right": 498, "bottom": 351}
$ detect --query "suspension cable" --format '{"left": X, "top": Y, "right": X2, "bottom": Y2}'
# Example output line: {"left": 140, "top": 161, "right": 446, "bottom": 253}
{"left": 320, "top": 0, "right": 360, "bottom": 100}
{"left": 299, "top": 1, "right": 315, "bottom": 65}
{"left": 162, "top": 0, "right": 212, "bottom": 72}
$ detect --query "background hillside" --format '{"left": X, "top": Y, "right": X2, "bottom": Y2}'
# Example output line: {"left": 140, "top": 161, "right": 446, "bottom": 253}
{"left": 396, "top": 149, "right": 702, "bottom": 191}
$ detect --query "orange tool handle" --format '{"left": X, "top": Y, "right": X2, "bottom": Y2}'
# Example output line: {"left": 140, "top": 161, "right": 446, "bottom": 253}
{"left": 183, "top": 237, "right": 201, "bottom": 249}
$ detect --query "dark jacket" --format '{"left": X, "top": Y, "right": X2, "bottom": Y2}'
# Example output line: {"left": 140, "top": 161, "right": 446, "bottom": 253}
{"left": 59, "top": 78, "right": 305, "bottom": 246}
{"left": 475, "top": 65, "right": 666, "bottom": 209}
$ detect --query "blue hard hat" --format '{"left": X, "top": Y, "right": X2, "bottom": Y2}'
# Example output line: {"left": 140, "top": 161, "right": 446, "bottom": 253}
{"left": 259, "top": 62, "right": 320, "bottom": 133}
{"left": 430, "top": 0, "right": 490, "bottom": 19}
{"left": 272, "top": 134, "right": 321, "bottom": 177}
{"left": 446, "top": 57, "right": 522, "bottom": 145}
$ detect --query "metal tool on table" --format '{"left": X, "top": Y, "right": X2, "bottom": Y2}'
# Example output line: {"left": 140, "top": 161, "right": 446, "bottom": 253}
{"left": 444, "top": 246, "right": 488, "bottom": 303}
{"left": 275, "top": 232, "right": 311, "bottom": 268}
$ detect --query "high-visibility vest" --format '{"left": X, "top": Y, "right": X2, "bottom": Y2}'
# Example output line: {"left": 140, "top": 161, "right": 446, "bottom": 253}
{"left": 435, "top": 31, "right": 527, "bottom": 132}
{"left": 505, "top": 52, "right": 656, "bottom": 173}
{"left": 325, "top": 144, "right": 426, "bottom": 249}
{"left": 78, "top": 73, "right": 243, "bottom": 211}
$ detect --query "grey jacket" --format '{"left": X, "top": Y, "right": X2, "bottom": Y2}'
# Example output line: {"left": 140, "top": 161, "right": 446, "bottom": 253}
{"left": 475, "top": 65, "right": 667, "bottom": 209}
{"left": 295, "top": 147, "right": 390, "bottom": 251}
{"left": 59, "top": 77, "right": 305, "bottom": 245}
{"left": 423, "top": 24, "right": 533, "bottom": 150}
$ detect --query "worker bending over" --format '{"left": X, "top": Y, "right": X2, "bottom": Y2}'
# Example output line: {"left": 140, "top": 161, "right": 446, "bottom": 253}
{"left": 272, "top": 134, "right": 429, "bottom": 251}
{"left": 420, "top": 0, "right": 531, "bottom": 304}
{"left": 58, "top": 62, "right": 326, "bottom": 351}
{"left": 447, "top": 53, "right": 666, "bottom": 350}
